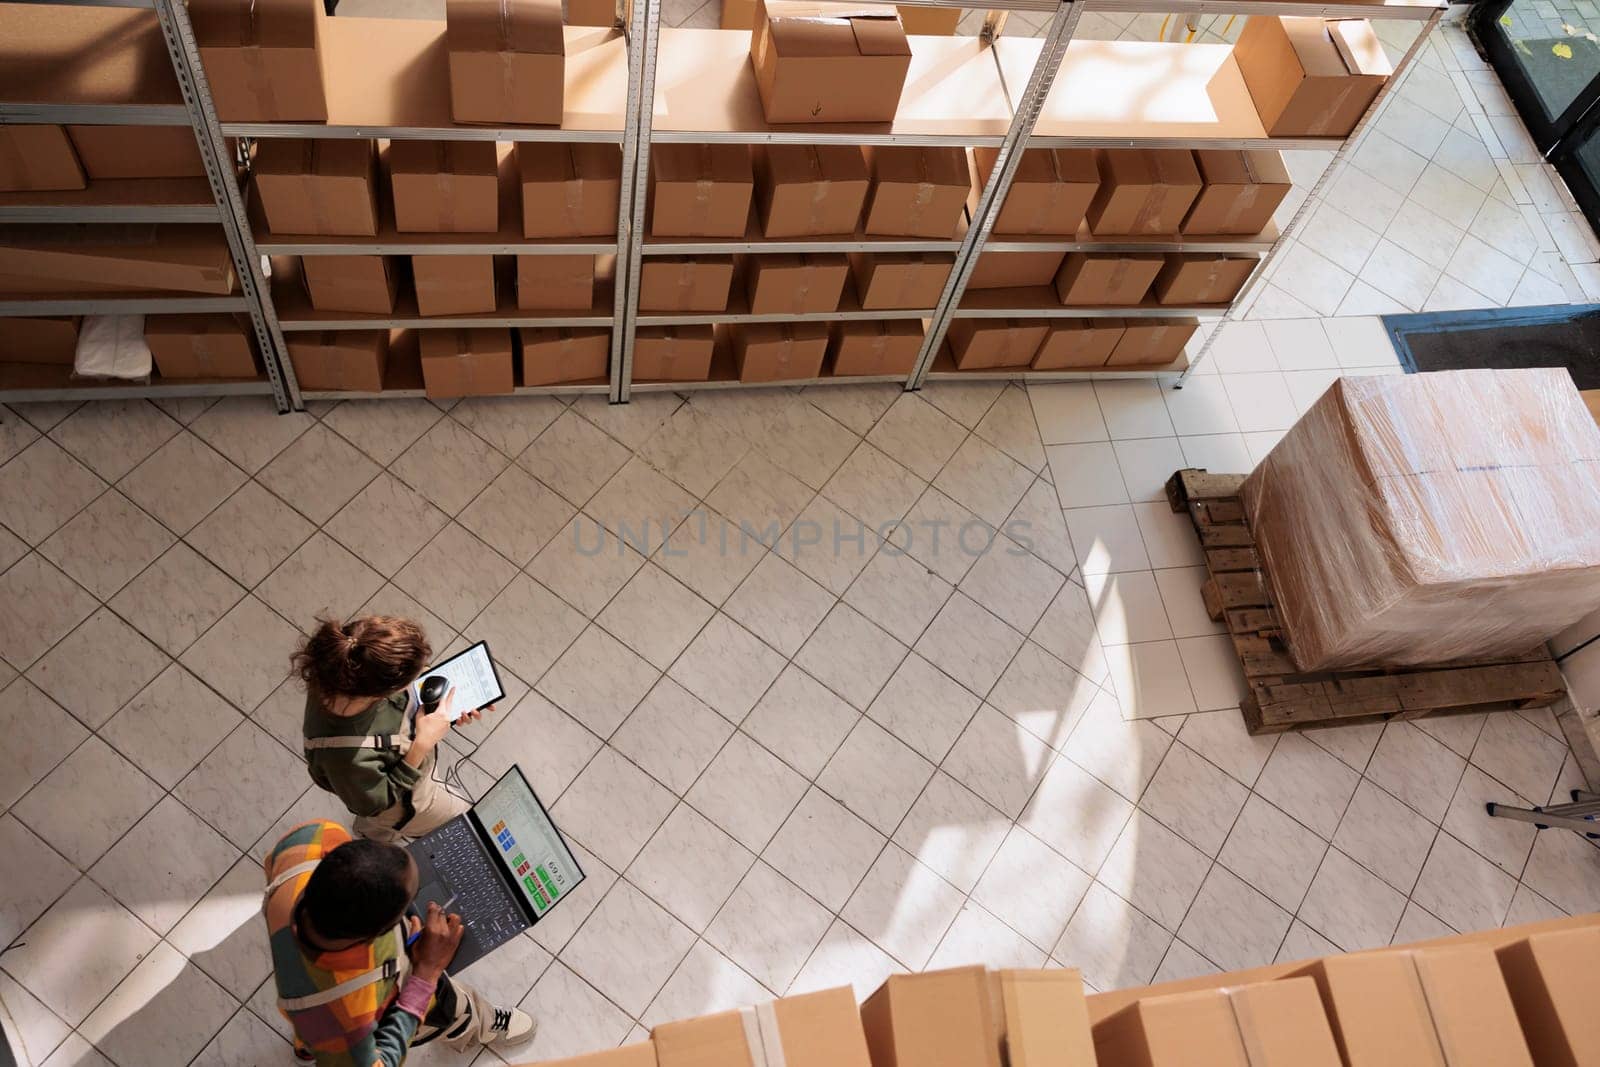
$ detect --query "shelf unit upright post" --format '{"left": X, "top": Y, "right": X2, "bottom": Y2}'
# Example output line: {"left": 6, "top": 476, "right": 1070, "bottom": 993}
{"left": 0, "top": 0, "right": 294, "bottom": 407}
{"left": 613, "top": 0, "right": 660, "bottom": 401}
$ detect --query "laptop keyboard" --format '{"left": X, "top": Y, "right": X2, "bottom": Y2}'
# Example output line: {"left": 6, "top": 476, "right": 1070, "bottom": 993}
{"left": 419, "top": 819, "right": 526, "bottom": 953}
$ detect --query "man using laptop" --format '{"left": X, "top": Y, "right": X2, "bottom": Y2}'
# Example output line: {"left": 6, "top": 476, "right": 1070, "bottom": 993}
{"left": 264, "top": 819, "right": 535, "bottom": 1065}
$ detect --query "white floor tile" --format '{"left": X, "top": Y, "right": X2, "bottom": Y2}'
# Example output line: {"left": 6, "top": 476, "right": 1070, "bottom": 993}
{"left": 1112, "top": 437, "right": 1189, "bottom": 504}
{"left": 0, "top": 878, "right": 158, "bottom": 1026}
{"left": 892, "top": 771, "right": 1010, "bottom": 894}
{"left": 1019, "top": 753, "right": 1134, "bottom": 872}
{"left": 819, "top": 717, "right": 934, "bottom": 835}
{"left": 762, "top": 787, "right": 883, "bottom": 912}
{"left": 552, "top": 747, "right": 675, "bottom": 870}
{"left": 611, "top": 679, "right": 732, "bottom": 795}
{"left": 930, "top": 901, "right": 1049, "bottom": 971}
{"left": 1028, "top": 384, "right": 1107, "bottom": 445}
{"left": 1052, "top": 881, "right": 1172, "bottom": 991}
{"left": 841, "top": 846, "right": 965, "bottom": 969}
{"left": 1065, "top": 505, "right": 1150, "bottom": 575}
{"left": 1094, "top": 380, "right": 1175, "bottom": 440}
{"left": 1177, "top": 865, "right": 1292, "bottom": 972}
{"left": 1047, "top": 442, "right": 1130, "bottom": 508}
{"left": 1332, "top": 779, "right": 1438, "bottom": 894}
{"left": 789, "top": 919, "right": 902, "bottom": 1000}
{"left": 1411, "top": 831, "right": 1517, "bottom": 934}
{"left": 562, "top": 881, "right": 695, "bottom": 1017}
{"left": 1299, "top": 847, "right": 1408, "bottom": 951}
{"left": 629, "top": 803, "right": 753, "bottom": 933}
{"left": 1131, "top": 502, "right": 1204, "bottom": 569}
{"left": 78, "top": 941, "right": 237, "bottom": 1067}
{"left": 1220, "top": 373, "right": 1298, "bottom": 433}
{"left": 1204, "top": 323, "right": 1277, "bottom": 375}
{"left": 972, "top": 826, "right": 1092, "bottom": 950}
{"left": 1218, "top": 794, "right": 1327, "bottom": 912}
{"left": 1366, "top": 722, "right": 1467, "bottom": 824}
{"left": 687, "top": 733, "right": 808, "bottom": 852}
{"left": 1098, "top": 809, "right": 1209, "bottom": 929}
{"left": 743, "top": 665, "right": 859, "bottom": 780}
{"left": 1102, "top": 640, "right": 1198, "bottom": 721}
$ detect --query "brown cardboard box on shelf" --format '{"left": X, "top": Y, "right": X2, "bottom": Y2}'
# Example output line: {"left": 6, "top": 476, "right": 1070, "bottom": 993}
{"left": 946, "top": 319, "right": 1047, "bottom": 370}
{"left": 862, "top": 147, "right": 970, "bottom": 238}
{"left": 1055, "top": 253, "right": 1164, "bottom": 306}
{"left": 633, "top": 326, "right": 715, "bottom": 381}
{"left": 288, "top": 331, "right": 388, "bottom": 391}
{"left": 413, "top": 254, "right": 497, "bottom": 316}
{"left": 650, "top": 144, "right": 755, "bottom": 238}
{"left": 0, "top": 228, "right": 237, "bottom": 295}
{"left": 1094, "top": 977, "right": 1340, "bottom": 1067}
{"left": 0, "top": 317, "right": 79, "bottom": 365}
{"left": 65, "top": 126, "right": 204, "bottom": 180}
{"left": 731, "top": 323, "right": 830, "bottom": 381}
{"left": 656, "top": 987, "right": 870, "bottom": 1067}
{"left": 750, "top": 0, "right": 912, "bottom": 124}
{"left": 974, "top": 147, "right": 1099, "bottom": 236}
{"left": 506, "top": 1042, "right": 657, "bottom": 1067}
{"left": 1182, "top": 150, "right": 1292, "bottom": 235}
{"left": 189, "top": 0, "right": 328, "bottom": 122}
{"left": 302, "top": 255, "right": 398, "bottom": 314}
{"left": 389, "top": 141, "right": 499, "bottom": 233}
{"left": 1086, "top": 150, "right": 1202, "bottom": 236}
{"left": 896, "top": 4, "right": 960, "bottom": 33}
{"left": 639, "top": 256, "right": 736, "bottom": 312}
{"left": 861, "top": 967, "right": 1095, "bottom": 1067}
{"left": 566, "top": 0, "right": 616, "bottom": 24}
{"left": 1153, "top": 255, "right": 1256, "bottom": 305}
{"left": 967, "top": 250, "right": 1067, "bottom": 290}
{"left": 518, "top": 326, "right": 610, "bottom": 385}
{"left": 254, "top": 139, "right": 379, "bottom": 237}
{"left": 1497, "top": 925, "right": 1600, "bottom": 1066}
{"left": 1293, "top": 946, "right": 1536, "bottom": 1067}
{"left": 145, "top": 315, "right": 259, "bottom": 379}
{"left": 1033, "top": 319, "right": 1124, "bottom": 369}
{"left": 419, "top": 328, "right": 515, "bottom": 397}
{"left": 746, "top": 253, "right": 849, "bottom": 314}
{"left": 516, "top": 254, "right": 596, "bottom": 311}
{"left": 756, "top": 145, "right": 870, "bottom": 237}
{"left": 1233, "top": 17, "right": 1392, "bottom": 137}
{"left": 1107, "top": 318, "right": 1194, "bottom": 366}
{"left": 830, "top": 320, "right": 921, "bottom": 376}
{"left": 850, "top": 253, "right": 951, "bottom": 309}
{"left": 723, "top": 0, "right": 757, "bottom": 28}
{"left": 445, "top": 0, "right": 565, "bottom": 126}
{"left": 518, "top": 144, "right": 623, "bottom": 238}
{"left": 0, "top": 126, "right": 85, "bottom": 192}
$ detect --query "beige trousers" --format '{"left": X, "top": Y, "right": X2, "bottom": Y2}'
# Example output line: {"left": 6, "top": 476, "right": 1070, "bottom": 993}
{"left": 352, "top": 753, "right": 471, "bottom": 845}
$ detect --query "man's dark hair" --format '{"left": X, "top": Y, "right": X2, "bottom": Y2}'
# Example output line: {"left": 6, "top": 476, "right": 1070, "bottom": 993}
{"left": 302, "top": 839, "right": 413, "bottom": 942}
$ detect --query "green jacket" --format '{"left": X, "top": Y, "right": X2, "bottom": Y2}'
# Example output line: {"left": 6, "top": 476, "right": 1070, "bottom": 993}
{"left": 303, "top": 689, "right": 422, "bottom": 819}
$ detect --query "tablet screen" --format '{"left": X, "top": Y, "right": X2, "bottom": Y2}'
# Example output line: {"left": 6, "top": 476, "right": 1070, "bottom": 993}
{"left": 413, "top": 641, "right": 505, "bottom": 720}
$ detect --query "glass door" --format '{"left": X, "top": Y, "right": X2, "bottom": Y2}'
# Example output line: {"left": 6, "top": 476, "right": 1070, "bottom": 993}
{"left": 1474, "top": 0, "right": 1600, "bottom": 151}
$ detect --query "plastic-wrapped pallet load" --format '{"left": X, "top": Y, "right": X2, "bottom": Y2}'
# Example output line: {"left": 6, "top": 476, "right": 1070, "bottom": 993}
{"left": 1241, "top": 368, "right": 1600, "bottom": 671}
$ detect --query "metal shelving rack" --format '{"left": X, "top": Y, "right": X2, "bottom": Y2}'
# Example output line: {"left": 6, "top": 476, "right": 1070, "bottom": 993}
{"left": 0, "top": 0, "right": 297, "bottom": 409}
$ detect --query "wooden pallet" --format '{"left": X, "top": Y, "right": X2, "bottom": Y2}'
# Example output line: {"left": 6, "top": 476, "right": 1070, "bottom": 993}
{"left": 1165, "top": 468, "right": 1568, "bottom": 736}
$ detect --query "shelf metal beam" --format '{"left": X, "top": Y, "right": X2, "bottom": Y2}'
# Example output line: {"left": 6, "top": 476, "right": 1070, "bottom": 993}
{"left": 222, "top": 122, "right": 625, "bottom": 143}
{"left": 0, "top": 295, "right": 249, "bottom": 316}
{"left": 0, "top": 203, "right": 219, "bottom": 225}
{"left": 256, "top": 238, "right": 617, "bottom": 256}
{"left": 0, "top": 102, "right": 191, "bottom": 125}
{"left": 0, "top": 379, "right": 273, "bottom": 403}
{"left": 279, "top": 315, "right": 614, "bottom": 330}
{"left": 613, "top": 0, "right": 662, "bottom": 403}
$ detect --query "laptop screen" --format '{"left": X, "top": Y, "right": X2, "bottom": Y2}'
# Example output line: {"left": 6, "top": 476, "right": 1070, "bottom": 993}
{"left": 473, "top": 767, "right": 584, "bottom": 920}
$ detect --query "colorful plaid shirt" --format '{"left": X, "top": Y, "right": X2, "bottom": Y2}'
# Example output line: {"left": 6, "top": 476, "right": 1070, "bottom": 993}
{"left": 264, "top": 821, "right": 425, "bottom": 1067}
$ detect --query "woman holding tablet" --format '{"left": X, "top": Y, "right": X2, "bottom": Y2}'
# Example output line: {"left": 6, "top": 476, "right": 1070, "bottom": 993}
{"left": 294, "top": 615, "right": 488, "bottom": 844}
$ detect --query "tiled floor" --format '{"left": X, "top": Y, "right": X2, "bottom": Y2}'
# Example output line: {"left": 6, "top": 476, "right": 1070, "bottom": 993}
{"left": 5, "top": 339, "right": 1600, "bottom": 1066}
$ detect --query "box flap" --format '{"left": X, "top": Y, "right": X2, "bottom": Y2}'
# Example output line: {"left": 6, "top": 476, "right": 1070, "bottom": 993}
{"left": 655, "top": 143, "right": 754, "bottom": 184}
{"left": 190, "top": 0, "right": 318, "bottom": 49}
{"left": 995, "top": 970, "right": 1094, "bottom": 1067}
{"left": 869, "top": 146, "right": 969, "bottom": 187}
{"left": 1280, "top": 17, "right": 1350, "bottom": 78}
{"left": 852, "top": 16, "right": 912, "bottom": 56}
{"left": 1228, "top": 980, "right": 1342, "bottom": 1067}
{"left": 1329, "top": 18, "right": 1394, "bottom": 77}
{"left": 1411, "top": 947, "right": 1535, "bottom": 1067}
{"left": 446, "top": 0, "right": 564, "bottom": 55}
{"left": 765, "top": 0, "right": 907, "bottom": 57}
{"left": 654, "top": 1010, "right": 759, "bottom": 1067}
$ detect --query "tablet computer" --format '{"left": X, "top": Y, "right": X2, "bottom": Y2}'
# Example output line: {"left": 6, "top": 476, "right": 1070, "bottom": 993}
{"left": 412, "top": 641, "right": 506, "bottom": 721}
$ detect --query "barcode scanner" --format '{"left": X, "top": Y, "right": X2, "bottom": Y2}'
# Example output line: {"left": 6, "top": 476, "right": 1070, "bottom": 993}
{"left": 420, "top": 675, "right": 449, "bottom": 715}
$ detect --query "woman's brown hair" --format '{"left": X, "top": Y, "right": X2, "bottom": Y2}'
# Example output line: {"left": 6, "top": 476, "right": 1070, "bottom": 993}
{"left": 292, "top": 615, "right": 432, "bottom": 700}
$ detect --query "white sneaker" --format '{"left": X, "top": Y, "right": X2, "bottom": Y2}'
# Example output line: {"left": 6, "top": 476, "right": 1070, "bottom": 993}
{"left": 484, "top": 1005, "right": 536, "bottom": 1045}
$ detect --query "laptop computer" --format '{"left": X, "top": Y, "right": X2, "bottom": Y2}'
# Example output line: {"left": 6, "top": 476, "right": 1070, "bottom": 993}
{"left": 407, "top": 765, "right": 584, "bottom": 972}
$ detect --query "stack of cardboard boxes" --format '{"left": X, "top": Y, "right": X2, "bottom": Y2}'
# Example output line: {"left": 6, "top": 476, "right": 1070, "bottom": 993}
{"left": 504, "top": 917, "right": 1600, "bottom": 1067}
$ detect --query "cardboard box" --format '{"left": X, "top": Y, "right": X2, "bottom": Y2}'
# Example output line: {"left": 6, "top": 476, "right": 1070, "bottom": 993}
{"left": 388, "top": 141, "right": 498, "bottom": 233}
{"left": 862, "top": 147, "right": 970, "bottom": 238}
{"left": 1498, "top": 927, "right": 1600, "bottom": 1067}
{"left": 507, "top": 1042, "right": 657, "bottom": 1067}
{"left": 1094, "top": 977, "right": 1340, "bottom": 1067}
{"left": 1107, "top": 318, "right": 1194, "bottom": 366}
{"left": 633, "top": 326, "right": 714, "bottom": 381}
{"left": 1233, "top": 17, "right": 1392, "bottom": 137}
{"left": 1295, "top": 947, "right": 1536, "bottom": 1067}
{"left": 650, "top": 144, "right": 754, "bottom": 238}
{"left": 966, "top": 250, "right": 1066, "bottom": 290}
{"left": 750, "top": 0, "right": 912, "bottom": 124}
{"left": 516, "top": 254, "right": 596, "bottom": 311}
{"left": 861, "top": 968, "right": 1094, "bottom": 1067}
{"left": 656, "top": 987, "right": 870, "bottom": 1067}
{"left": 189, "top": 0, "right": 328, "bottom": 122}
{"left": 566, "top": 0, "right": 617, "bottom": 25}
{"left": 413, "top": 254, "right": 497, "bottom": 316}
{"left": 302, "top": 255, "right": 398, "bottom": 314}
{"left": 144, "top": 315, "right": 259, "bottom": 379}
{"left": 756, "top": 145, "right": 870, "bottom": 237}
{"left": 638, "top": 256, "right": 735, "bottom": 312}
{"left": 1183, "top": 150, "right": 1292, "bottom": 235}
{"left": 519, "top": 326, "right": 610, "bottom": 385}
{"left": 419, "top": 328, "right": 515, "bottom": 397}
{"left": 850, "top": 253, "right": 951, "bottom": 309}
{"left": 0, "top": 317, "right": 79, "bottom": 365}
{"left": 1033, "top": 319, "right": 1124, "bottom": 369}
{"left": 254, "top": 139, "right": 379, "bottom": 237}
{"left": 1152, "top": 255, "right": 1256, "bottom": 305}
{"left": 975, "top": 147, "right": 1099, "bottom": 236}
{"left": 731, "top": 323, "right": 830, "bottom": 381}
{"left": 0, "top": 228, "right": 236, "bottom": 295}
{"left": 288, "top": 330, "right": 388, "bottom": 391}
{"left": 518, "top": 144, "right": 623, "bottom": 238}
{"left": 830, "top": 320, "right": 921, "bottom": 376}
{"left": 895, "top": 4, "right": 960, "bottom": 33}
{"left": 746, "top": 253, "right": 849, "bottom": 314}
{"left": 1055, "top": 253, "right": 1163, "bottom": 306}
{"left": 445, "top": 0, "right": 565, "bottom": 126}
{"left": 65, "top": 126, "right": 204, "bottom": 181}
{"left": 1085, "top": 150, "right": 1202, "bottom": 236}
{"left": 0, "top": 126, "right": 85, "bottom": 192}
{"left": 946, "top": 319, "right": 1047, "bottom": 370}
{"left": 723, "top": 0, "right": 757, "bottom": 29}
